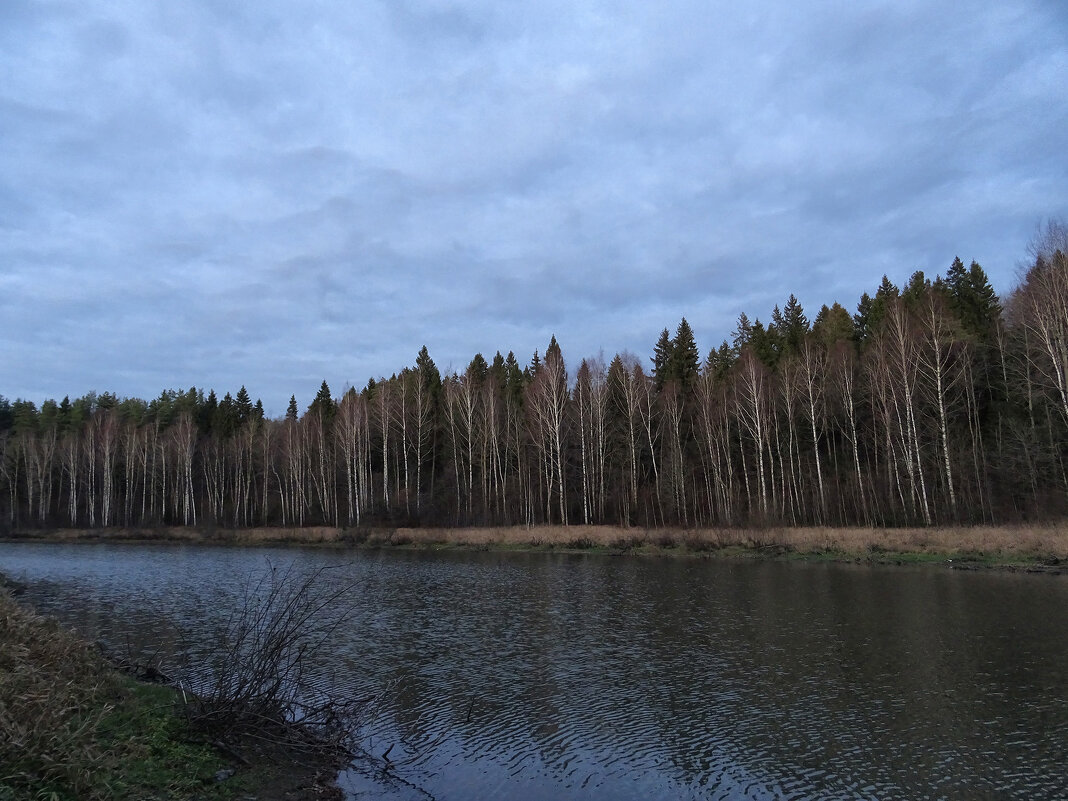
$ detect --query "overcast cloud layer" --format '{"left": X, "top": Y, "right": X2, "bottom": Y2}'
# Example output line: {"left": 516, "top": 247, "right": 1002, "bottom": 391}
{"left": 2, "top": 0, "right": 1065, "bottom": 414}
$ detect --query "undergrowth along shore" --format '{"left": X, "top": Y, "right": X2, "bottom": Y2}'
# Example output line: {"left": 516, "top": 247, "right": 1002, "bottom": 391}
{"left": 4, "top": 523, "right": 1066, "bottom": 570}
{"left": 0, "top": 579, "right": 347, "bottom": 801}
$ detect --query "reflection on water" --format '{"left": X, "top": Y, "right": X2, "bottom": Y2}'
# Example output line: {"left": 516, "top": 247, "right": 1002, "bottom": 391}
{"left": 3, "top": 543, "right": 1066, "bottom": 800}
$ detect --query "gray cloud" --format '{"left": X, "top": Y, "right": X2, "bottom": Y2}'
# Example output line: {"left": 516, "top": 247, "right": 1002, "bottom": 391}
{"left": 1, "top": 0, "right": 1066, "bottom": 413}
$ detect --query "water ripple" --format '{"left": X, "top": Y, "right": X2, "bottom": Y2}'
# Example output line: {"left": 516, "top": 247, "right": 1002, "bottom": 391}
{"left": 3, "top": 544, "right": 1067, "bottom": 800}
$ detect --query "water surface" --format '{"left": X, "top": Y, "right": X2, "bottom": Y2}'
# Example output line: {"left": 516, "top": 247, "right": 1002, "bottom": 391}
{"left": 3, "top": 543, "right": 1065, "bottom": 800}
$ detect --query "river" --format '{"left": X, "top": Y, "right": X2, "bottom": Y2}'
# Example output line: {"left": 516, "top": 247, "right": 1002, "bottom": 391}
{"left": 2, "top": 542, "right": 1066, "bottom": 800}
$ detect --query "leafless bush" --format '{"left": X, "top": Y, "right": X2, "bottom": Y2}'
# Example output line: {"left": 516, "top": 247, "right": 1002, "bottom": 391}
{"left": 184, "top": 562, "right": 364, "bottom": 759}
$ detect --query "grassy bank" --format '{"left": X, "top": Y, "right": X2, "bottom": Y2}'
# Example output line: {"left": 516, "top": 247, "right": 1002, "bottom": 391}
{"left": 0, "top": 584, "right": 342, "bottom": 801}
{"left": 4, "top": 523, "right": 1067, "bottom": 570}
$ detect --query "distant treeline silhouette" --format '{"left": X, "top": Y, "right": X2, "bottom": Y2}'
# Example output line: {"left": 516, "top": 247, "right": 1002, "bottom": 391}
{"left": 3, "top": 227, "right": 1066, "bottom": 530}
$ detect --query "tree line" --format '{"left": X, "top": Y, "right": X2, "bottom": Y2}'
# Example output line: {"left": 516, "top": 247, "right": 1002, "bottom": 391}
{"left": 2, "top": 229, "right": 1066, "bottom": 531}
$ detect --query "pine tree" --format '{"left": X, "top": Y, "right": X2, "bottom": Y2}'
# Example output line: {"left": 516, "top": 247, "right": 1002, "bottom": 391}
{"left": 285, "top": 395, "right": 298, "bottom": 421}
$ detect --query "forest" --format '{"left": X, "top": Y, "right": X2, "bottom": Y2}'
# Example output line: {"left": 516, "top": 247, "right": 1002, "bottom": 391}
{"left": 2, "top": 232, "right": 1066, "bottom": 532}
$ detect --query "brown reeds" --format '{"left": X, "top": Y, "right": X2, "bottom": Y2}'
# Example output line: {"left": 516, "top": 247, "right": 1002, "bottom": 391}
{"left": 0, "top": 589, "right": 117, "bottom": 798}
{"left": 7, "top": 522, "right": 1068, "bottom": 562}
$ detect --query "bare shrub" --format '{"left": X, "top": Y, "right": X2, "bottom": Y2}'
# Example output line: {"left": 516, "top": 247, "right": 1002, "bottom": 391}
{"left": 185, "top": 562, "right": 364, "bottom": 759}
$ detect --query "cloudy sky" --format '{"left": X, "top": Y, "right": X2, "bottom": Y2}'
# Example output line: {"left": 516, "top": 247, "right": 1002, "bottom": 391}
{"left": 2, "top": 0, "right": 1065, "bottom": 414}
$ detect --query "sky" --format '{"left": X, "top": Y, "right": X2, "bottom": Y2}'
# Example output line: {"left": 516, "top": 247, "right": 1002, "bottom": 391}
{"left": 2, "top": 0, "right": 1066, "bottom": 415}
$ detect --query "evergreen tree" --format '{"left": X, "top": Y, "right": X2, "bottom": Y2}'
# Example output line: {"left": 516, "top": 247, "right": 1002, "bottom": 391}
{"left": 526, "top": 349, "right": 541, "bottom": 380}
{"left": 854, "top": 276, "right": 899, "bottom": 343}
{"left": 853, "top": 293, "right": 875, "bottom": 343}
{"left": 12, "top": 400, "right": 38, "bottom": 434}
{"left": 0, "top": 395, "right": 11, "bottom": 432}
{"left": 200, "top": 389, "right": 218, "bottom": 433}
{"left": 40, "top": 399, "right": 60, "bottom": 431}
{"left": 546, "top": 335, "right": 563, "bottom": 365}
{"left": 285, "top": 395, "right": 299, "bottom": 421}
{"left": 902, "top": 270, "right": 930, "bottom": 308}
{"left": 253, "top": 399, "right": 265, "bottom": 421}
{"left": 749, "top": 320, "right": 778, "bottom": 367}
{"left": 416, "top": 345, "right": 442, "bottom": 402}
{"left": 705, "top": 340, "right": 734, "bottom": 382}
{"left": 504, "top": 351, "right": 525, "bottom": 406}
{"left": 467, "top": 353, "right": 489, "bottom": 385}
{"left": 813, "top": 302, "right": 855, "bottom": 345}
{"left": 731, "top": 312, "right": 753, "bottom": 354}
{"left": 652, "top": 328, "right": 673, "bottom": 390}
{"left": 669, "top": 317, "right": 700, "bottom": 390}
{"left": 780, "top": 294, "right": 809, "bottom": 355}
{"left": 215, "top": 392, "right": 238, "bottom": 436}
{"left": 235, "top": 386, "right": 253, "bottom": 423}
{"left": 308, "top": 380, "right": 336, "bottom": 421}
{"left": 57, "top": 396, "right": 73, "bottom": 433}
{"left": 945, "top": 259, "right": 1001, "bottom": 343}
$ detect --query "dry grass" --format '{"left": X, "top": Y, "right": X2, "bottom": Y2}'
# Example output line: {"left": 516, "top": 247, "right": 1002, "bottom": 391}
{"left": 8, "top": 522, "right": 1068, "bottom": 560}
{"left": 390, "top": 523, "right": 1068, "bottom": 558}
{"left": 0, "top": 588, "right": 119, "bottom": 798}
{"left": 0, "top": 582, "right": 348, "bottom": 801}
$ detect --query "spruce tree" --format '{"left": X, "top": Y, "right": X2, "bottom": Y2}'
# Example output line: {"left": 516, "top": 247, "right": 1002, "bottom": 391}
{"left": 813, "top": 302, "right": 855, "bottom": 346}
{"left": 235, "top": 385, "right": 253, "bottom": 423}
{"left": 215, "top": 392, "right": 238, "bottom": 437}
{"left": 285, "top": 395, "right": 298, "bottom": 421}
{"left": 731, "top": 312, "right": 753, "bottom": 355}
{"left": 467, "top": 353, "right": 489, "bottom": 385}
{"left": 652, "top": 327, "right": 673, "bottom": 390}
{"left": 706, "top": 340, "right": 734, "bottom": 382}
{"left": 200, "top": 389, "right": 218, "bottom": 433}
{"left": 670, "top": 317, "right": 700, "bottom": 390}
{"left": 505, "top": 351, "right": 525, "bottom": 407}
{"left": 781, "top": 294, "right": 809, "bottom": 355}
{"left": 416, "top": 345, "right": 442, "bottom": 398}
{"left": 903, "top": 270, "right": 929, "bottom": 308}
{"left": 526, "top": 349, "right": 541, "bottom": 379}
{"left": 309, "top": 380, "right": 336, "bottom": 421}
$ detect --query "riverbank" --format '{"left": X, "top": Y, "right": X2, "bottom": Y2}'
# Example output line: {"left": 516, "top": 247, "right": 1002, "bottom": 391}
{"left": 3, "top": 523, "right": 1066, "bottom": 571}
{"left": 0, "top": 578, "right": 343, "bottom": 801}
